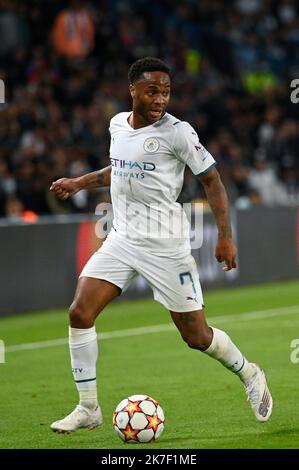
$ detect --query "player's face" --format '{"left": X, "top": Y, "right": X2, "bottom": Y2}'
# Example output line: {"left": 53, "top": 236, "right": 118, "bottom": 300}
{"left": 130, "top": 71, "right": 171, "bottom": 125}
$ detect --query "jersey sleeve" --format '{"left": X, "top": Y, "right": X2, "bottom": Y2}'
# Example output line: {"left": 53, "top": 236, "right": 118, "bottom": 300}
{"left": 173, "top": 121, "right": 216, "bottom": 175}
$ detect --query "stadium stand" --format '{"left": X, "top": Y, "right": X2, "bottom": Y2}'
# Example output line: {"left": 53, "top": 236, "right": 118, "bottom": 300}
{"left": 0, "top": 0, "right": 298, "bottom": 219}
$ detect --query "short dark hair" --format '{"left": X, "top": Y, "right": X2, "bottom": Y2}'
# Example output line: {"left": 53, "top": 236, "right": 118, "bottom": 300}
{"left": 128, "top": 57, "right": 170, "bottom": 84}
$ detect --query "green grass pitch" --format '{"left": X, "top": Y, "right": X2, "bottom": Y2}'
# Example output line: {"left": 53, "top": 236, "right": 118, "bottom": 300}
{"left": 0, "top": 279, "right": 299, "bottom": 449}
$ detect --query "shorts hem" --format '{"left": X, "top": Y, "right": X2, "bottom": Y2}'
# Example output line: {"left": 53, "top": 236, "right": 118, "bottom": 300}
{"left": 155, "top": 298, "right": 203, "bottom": 312}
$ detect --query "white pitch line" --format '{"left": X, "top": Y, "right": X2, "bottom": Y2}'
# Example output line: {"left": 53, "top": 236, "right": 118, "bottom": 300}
{"left": 5, "top": 305, "right": 299, "bottom": 353}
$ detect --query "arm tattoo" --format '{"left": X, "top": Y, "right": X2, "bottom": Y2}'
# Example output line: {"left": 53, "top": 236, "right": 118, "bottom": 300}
{"left": 200, "top": 172, "right": 232, "bottom": 238}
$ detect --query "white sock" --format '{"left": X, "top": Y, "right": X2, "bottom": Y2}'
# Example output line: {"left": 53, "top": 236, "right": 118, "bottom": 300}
{"left": 204, "top": 327, "right": 254, "bottom": 382}
{"left": 69, "top": 326, "right": 98, "bottom": 410}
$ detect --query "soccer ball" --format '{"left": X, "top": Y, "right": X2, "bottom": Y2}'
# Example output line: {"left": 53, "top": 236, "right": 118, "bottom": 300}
{"left": 113, "top": 394, "right": 165, "bottom": 443}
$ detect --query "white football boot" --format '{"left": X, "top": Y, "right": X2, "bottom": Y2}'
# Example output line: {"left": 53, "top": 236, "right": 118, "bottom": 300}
{"left": 50, "top": 405, "right": 103, "bottom": 433}
{"left": 244, "top": 363, "right": 273, "bottom": 422}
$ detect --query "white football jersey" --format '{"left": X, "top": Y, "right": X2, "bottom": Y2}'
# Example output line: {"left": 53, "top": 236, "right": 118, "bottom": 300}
{"left": 109, "top": 112, "right": 216, "bottom": 255}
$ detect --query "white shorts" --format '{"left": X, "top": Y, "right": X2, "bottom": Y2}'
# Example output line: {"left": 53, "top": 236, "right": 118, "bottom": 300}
{"left": 80, "top": 229, "right": 203, "bottom": 312}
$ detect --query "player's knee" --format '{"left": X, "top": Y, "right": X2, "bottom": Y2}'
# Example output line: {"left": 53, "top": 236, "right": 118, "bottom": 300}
{"left": 69, "top": 302, "right": 93, "bottom": 328}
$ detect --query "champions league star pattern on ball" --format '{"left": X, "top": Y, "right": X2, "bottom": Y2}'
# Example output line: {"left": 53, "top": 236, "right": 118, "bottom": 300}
{"left": 113, "top": 394, "right": 165, "bottom": 443}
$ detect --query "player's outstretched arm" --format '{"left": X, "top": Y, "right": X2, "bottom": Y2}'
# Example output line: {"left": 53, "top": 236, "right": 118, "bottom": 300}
{"left": 197, "top": 167, "right": 237, "bottom": 271}
{"left": 50, "top": 165, "right": 112, "bottom": 200}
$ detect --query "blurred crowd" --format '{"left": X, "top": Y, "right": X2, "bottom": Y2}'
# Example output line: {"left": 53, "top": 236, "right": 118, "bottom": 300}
{"left": 0, "top": 0, "right": 299, "bottom": 221}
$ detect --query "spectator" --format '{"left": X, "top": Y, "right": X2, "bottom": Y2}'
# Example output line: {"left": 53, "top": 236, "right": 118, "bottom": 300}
{"left": 52, "top": 0, "right": 95, "bottom": 59}
{"left": 0, "top": 0, "right": 30, "bottom": 56}
{"left": 248, "top": 154, "right": 288, "bottom": 206}
{"left": 4, "top": 195, "right": 38, "bottom": 223}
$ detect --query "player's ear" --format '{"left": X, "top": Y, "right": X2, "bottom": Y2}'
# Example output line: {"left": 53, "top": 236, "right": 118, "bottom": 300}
{"left": 129, "top": 84, "right": 136, "bottom": 99}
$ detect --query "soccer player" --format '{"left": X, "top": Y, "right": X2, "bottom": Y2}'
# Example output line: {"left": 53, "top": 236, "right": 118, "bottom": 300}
{"left": 50, "top": 57, "right": 273, "bottom": 432}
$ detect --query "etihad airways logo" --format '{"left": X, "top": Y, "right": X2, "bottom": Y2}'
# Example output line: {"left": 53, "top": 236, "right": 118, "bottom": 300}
{"left": 110, "top": 158, "right": 156, "bottom": 171}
